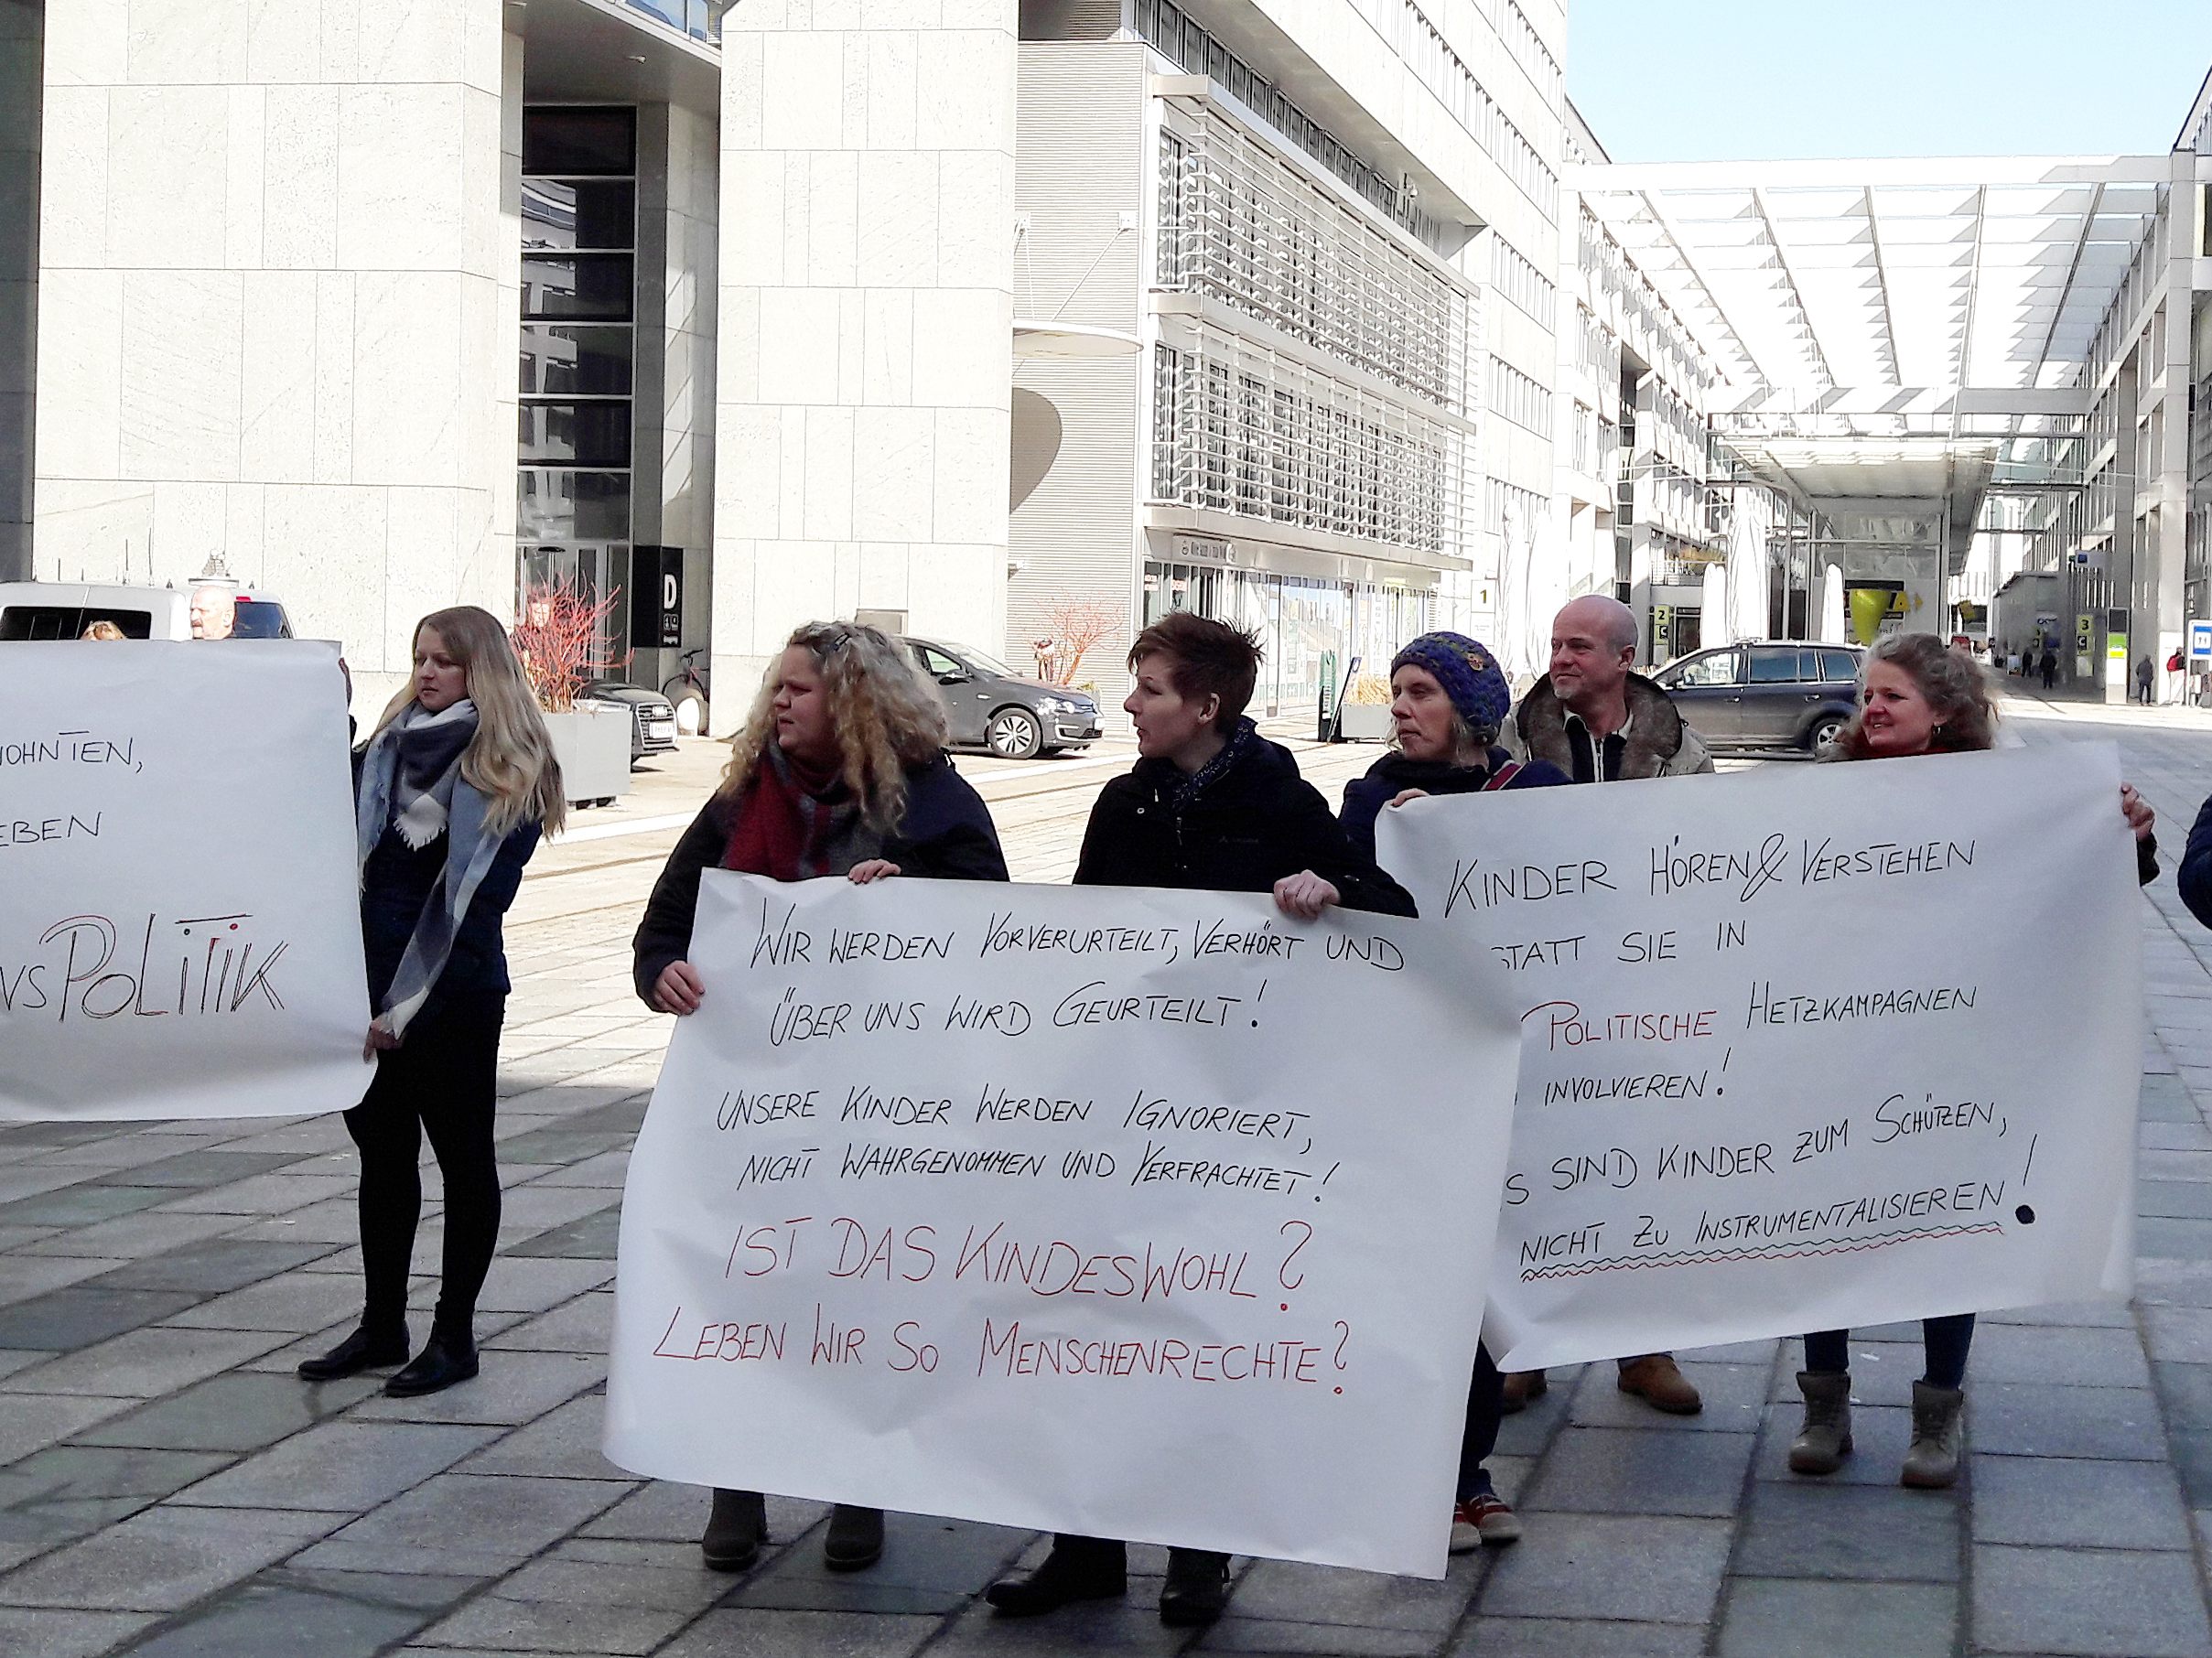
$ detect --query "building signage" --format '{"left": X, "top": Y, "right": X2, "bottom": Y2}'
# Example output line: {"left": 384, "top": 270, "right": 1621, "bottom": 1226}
{"left": 2189, "top": 620, "right": 2212, "bottom": 663}
{"left": 2076, "top": 613, "right": 2093, "bottom": 653}
{"left": 631, "top": 547, "right": 683, "bottom": 650}
{"left": 1173, "top": 534, "right": 1237, "bottom": 566}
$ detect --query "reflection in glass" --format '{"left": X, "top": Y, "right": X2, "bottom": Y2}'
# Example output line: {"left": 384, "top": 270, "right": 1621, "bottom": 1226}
{"left": 522, "top": 108, "right": 637, "bottom": 177}
{"left": 523, "top": 179, "right": 637, "bottom": 252}
{"left": 523, "top": 254, "right": 635, "bottom": 321}
{"left": 520, "top": 326, "right": 634, "bottom": 396}
{"left": 520, "top": 403, "right": 633, "bottom": 468}
{"left": 519, "top": 470, "right": 632, "bottom": 542}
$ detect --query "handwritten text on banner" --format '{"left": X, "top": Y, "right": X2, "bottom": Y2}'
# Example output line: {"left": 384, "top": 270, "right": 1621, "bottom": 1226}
{"left": 604, "top": 872, "right": 1520, "bottom": 1577}
{"left": 1378, "top": 743, "right": 2141, "bottom": 1371}
{"left": 0, "top": 641, "right": 369, "bottom": 1122}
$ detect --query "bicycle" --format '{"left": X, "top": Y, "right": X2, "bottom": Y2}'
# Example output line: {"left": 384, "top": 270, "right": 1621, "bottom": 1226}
{"left": 661, "top": 647, "right": 711, "bottom": 736}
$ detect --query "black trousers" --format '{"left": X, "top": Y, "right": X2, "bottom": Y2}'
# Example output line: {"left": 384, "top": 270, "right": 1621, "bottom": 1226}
{"left": 344, "top": 990, "right": 505, "bottom": 1339}
{"left": 1457, "top": 1340, "right": 1505, "bottom": 1502}
{"left": 1804, "top": 1314, "right": 1974, "bottom": 1391}
{"left": 1049, "top": 1535, "right": 1228, "bottom": 1579}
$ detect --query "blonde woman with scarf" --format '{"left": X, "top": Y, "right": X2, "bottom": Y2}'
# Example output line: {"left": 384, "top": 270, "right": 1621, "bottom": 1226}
{"left": 297, "top": 607, "right": 563, "bottom": 1398}
{"left": 631, "top": 619, "right": 1009, "bottom": 1577}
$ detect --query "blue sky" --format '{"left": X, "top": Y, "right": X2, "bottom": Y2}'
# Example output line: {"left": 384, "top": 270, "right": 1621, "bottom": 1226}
{"left": 1567, "top": 2, "right": 2212, "bottom": 162}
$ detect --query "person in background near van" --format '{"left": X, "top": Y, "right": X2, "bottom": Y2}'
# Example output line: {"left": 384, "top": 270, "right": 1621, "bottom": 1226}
{"left": 189, "top": 585, "right": 233, "bottom": 640}
{"left": 1791, "top": 632, "right": 2154, "bottom": 1487}
{"left": 985, "top": 613, "right": 1413, "bottom": 1630}
{"left": 80, "top": 620, "right": 126, "bottom": 641}
{"left": 1340, "top": 631, "right": 1566, "bottom": 1554}
{"left": 299, "top": 608, "right": 562, "bottom": 1399}
{"left": 632, "top": 620, "right": 1009, "bottom": 1578}
{"left": 2138, "top": 655, "right": 2155, "bottom": 705}
{"left": 1496, "top": 594, "right": 1710, "bottom": 1418}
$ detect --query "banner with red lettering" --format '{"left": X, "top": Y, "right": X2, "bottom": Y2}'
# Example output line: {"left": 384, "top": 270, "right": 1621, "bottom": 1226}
{"left": 1376, "top": 743, "right": 2142, "bottom": 1370}
{"left": 604, "top": 872, "right": 1520, "bottom": 1577}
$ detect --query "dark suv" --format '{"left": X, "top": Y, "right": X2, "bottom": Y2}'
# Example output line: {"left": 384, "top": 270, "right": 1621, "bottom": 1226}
{"left": 902, "top": 637, "right": 1102, "bottom": 759}
{"left": 1652, "top": 641, "right": 1863, "bottom": 756}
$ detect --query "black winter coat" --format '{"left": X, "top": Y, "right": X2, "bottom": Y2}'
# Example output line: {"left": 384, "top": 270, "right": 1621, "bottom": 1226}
{"left": 2176, "top": 794, "right": 2212, "bottom": 926}
{"left": 1339, "top": 748, "right": 1570, "bottom": 863}
{"left": 1074, "top": 736, "right": 1416, "bottom": 916}
{"left": 361, "top": 823, "right": 541, "bottom": 1008}
{"left": 631, "top": 753, "right": 1008, "bottom": 1003}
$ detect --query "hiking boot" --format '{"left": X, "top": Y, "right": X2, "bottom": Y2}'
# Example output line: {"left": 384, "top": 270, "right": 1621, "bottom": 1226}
{"left": 1617, "top": 1353, "right": 1702, "bottom": 1415}
{"left": 1499, "top": 1369, "right": 1548, "bottom": 1414}
{"left": 1158, "top": 1548, "right": 1231, "bottom": 1628}
{"left": 823, "top": 1503, "right": 884, "bottom": 1571}
{"left": 700, "top": 1488, "right": 766, "bottom": 1573}
{"left": 1901, "top": 1380, "right": 1964, "bottom": 1489}
{"left": 1788, "top": 1371, "right": 1854, "bottom": 1475}
{"left": 986, "top": 1538, "right": 1127, "bottom": 1617}
{"left": 1450, "top": 1492, "right": 1522, "bottom": 1553}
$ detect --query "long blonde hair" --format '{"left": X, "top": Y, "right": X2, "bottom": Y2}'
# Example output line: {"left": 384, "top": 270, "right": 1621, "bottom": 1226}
{"left": 721, "top": 621, "right": 950, "bottom": 830}
{"left": 370, "top": 606, "right": 566, "bottom": 837}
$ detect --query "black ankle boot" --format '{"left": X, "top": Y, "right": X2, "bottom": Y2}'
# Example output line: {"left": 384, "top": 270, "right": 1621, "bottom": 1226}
{"left": 985, "top": 1538, "right": 1128, "bottom": 1616}
{"left": 297, "top": 1324, "right": 409, "bottom": 1381}
{"left": 823, "top": 1503, "right": 884, "bottom": 1571}
{"left": 1158, "top": 1549, "right": 1231, "bottom": 1627}
{"left": 701, "top": 1488, "right": 767, "bottom": 1572}
{"left": 383, "top": 1330, "right": 479, "bottom": 1397}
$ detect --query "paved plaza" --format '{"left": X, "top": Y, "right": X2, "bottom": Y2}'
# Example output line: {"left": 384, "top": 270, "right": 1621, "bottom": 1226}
{"left": 5, "top": 694, "right": 2212, "bottom": 1658}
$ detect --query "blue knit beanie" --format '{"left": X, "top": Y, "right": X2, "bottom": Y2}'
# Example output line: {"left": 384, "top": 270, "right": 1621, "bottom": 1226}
{"left": 1391, "top": 631, "right": 1510, "bottom": 734}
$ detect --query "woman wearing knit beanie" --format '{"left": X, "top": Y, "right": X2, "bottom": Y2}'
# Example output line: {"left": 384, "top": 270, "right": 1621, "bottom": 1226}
{"left": 1337, "top": 630, "right": 1566, "bottom": 1554}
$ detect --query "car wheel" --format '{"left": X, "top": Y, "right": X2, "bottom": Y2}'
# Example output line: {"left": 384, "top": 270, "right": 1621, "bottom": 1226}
{"left": 987, "top": 706, "right": 1044, "bottom": 759}
{"left": 1808, "top": 714, "right": 1846, "bottom": 756}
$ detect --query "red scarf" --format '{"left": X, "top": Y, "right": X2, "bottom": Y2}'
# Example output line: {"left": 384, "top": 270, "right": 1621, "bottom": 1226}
{"left": 723, "top": 748, "right": 846, "bottom": 880}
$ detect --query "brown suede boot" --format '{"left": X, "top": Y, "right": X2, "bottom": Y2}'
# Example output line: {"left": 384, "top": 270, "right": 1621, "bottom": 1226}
{"left": 1616, "top": 1353, "right": 1702, "bottom": 1415}
{"left": 1900, "top": 1380, "right": 1964, "bottom": 1489}
{"left": 1499, "top": 1370, "right": 1548, "bottom": 1414}
{"left": 1788, "top": 1371, "right": 1854, "bottom": 1475}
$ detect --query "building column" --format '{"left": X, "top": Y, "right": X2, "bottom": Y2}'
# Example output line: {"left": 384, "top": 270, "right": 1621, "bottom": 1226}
{"left": 711, "top": 1, "right": 1017, "bottom": 730}
{"left": 0, "top": 0, "right": 40, "bottom": 581}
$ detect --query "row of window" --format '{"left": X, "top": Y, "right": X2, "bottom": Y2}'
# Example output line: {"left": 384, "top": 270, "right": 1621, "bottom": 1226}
{"left": 1157, "top": 112, "right": 1472, "bottom": 414}
{"left": 1150, "top": 345, "right": 1469, "bottom": 556}
{"left": 1136, "top": 0, "right": 1446, "bottom": 252}
{"left": 1570, "top": 302, "right": 1622, "bottom": 390}
{"left": 1489, "top": 236, "right": 1557, "bottom": 329}
{"left": 1497, "top": 0, "right": 1564, "bottom": 110}
{"left": 1576, "top": 209, "right": 1710, "bottom": 406}
{"left": 1487, "top": 358, "right": 1551, "bottom": 438}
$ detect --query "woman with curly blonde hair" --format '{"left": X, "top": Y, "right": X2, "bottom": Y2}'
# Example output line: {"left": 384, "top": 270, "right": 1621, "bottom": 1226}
{"left": 631, "top": 619, "right": 1008, "bottom": 1576}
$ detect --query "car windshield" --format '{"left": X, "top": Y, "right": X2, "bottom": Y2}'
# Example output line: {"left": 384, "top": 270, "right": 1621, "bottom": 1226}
{"left": 941, "top": 642, "right": 1014, "bottom": 676}
{"left": 231, "top": 601, "right": 289, "bottom": 638}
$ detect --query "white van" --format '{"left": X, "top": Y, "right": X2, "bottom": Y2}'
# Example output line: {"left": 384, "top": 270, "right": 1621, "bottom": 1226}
{"left": 0, "top": 582, "right": 192, "bottom": 641}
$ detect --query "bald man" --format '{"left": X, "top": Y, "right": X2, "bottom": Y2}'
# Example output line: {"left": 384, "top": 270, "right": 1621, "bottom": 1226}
{"left": 1497, "top": 593, "right": 1712, "bottom": 1417}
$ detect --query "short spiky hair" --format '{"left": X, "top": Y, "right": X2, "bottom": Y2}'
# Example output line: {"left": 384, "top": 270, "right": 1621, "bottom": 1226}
{"left": 1127, "top": 612, "right": 1263, "bottom": 725}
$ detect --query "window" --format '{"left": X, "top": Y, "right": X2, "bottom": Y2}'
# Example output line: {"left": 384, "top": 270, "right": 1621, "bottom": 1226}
{"left": 1818, "top": 649, "right": 1861, "bottom": 684}
{"left": 1672, "top": 648, "right": 1740, "bottom": 687}
{"left": 913, "top": 644, "right": 964, "bottom": 679}
{"left": 1747, "top": 646, "right": 1803, "bottom": 683}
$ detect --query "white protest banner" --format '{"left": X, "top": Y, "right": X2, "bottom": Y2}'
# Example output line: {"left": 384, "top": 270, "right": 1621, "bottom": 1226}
{"left": 1, "top": 641, "right": 370, "bottom": 1122}
{"left": 605, "top": 872, "right": 1519, "bottom": 1577}
{"left": 1380, "top": 744, "right": 2142, "bottom": 1371}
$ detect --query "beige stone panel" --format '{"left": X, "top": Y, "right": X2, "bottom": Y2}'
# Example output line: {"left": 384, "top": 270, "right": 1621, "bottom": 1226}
{"left": 831, "top": 539, "right": 861, "bottom": 611}
{"left": 861, "top": 31, "right": 918, "bottom": 151}
{"left": 239, "top": 269, "right": 320, "bottom": 483}
{"left": 805, "top": 151, "right": 858, "bottom": 288}
{"left": 801, "top": 407, "right": 856, "bottom": 541}
{"left": 151, "top": 481, "right": 230, "bottom": 577}
{"left": 776, "top": 405, "right": 808, "bottom": 535}
{"left": 44, "top": 3, "right": 128, "bottom": 86}
{"left": 263, "top": 86, "right": 340, "bottom": 269}
{"left": 339, "top": 84, "right": 465, "bottom": 271}
{"left": 938, "top": 0, "right": 1015, "bottom": 25}
{"left": 38, "top": 88, "right": 111, "bottom": 268}
{"left": 462, "top": 3, "right": 503, "bottom": 98}
{"left": 120, "top": 271, "right": 243, "bottom": 483}
{"left": 459, "top": 273, "right": 513, "bottom": 520}
{"left": 931, "top": 405, "right": 1009, "bottom": 544}
{"left": 460, "top": 85, "right": 503, "bottom": 281}
{"left": 913, "top": 31, "right": 1014, "bottom": 153}
{"left": 855, "top": 152, "right": 937, "bottom": 288}
{"left": 351, "top": 271, "right": 462, "bottom": 487}
{"left": 30, "top": 480, "right": 156, "bottom": 583}
{"left": 849, "top": 406, "right": 933, "bottom": 541}
{"left": 224, "top": 483, "right": 268, "bottom": 587}
{"left": 854, "top": 0, "right": 944, "bottom": 27}
{"left": 933, "top": 150, "right": 1012, "bottom": 290}
{"left": 262, "top": 482, "right": 387, "bottom": 670}
{"left": 311, "top": 271, "right": 355, "bottom": 482}
{"left": 383, "top": 486, "right": 468, "bottom": 662}
{"left": 810, "top": 0, "right": 869, "bottom": 28}
{"left": 31, "top": 272, "right": 124, "bottom": 481}
{"left": 903, "top": 541, "right": 1003, "bottom": 641}
{"left": 107, "top": 87, "right": 230, "bottom": 272}
{"left": 245, "top": 0, "right": 323, "bottom": 85}
{"left": 718, "top": 286, "right": 762, "bottom": 405}
{"left": 859, "top": 289, "right": 914, "bottom": 404}
{"left": 855, "top": 540, "right": 913, "bottom": 611}
{"left": 127, "top": 0, "right": 250, "bottom": 84}
{"left": 834, "top": 290, "right": 865, "bottom": 405}
{"left": 715, "top": 405, "right": 785, "bottom": 540}
{"left": 911, "top": 288, "right": 1011, "bottom": 413}
{"left": 719, "top": 151, "right": 788, "bottom": 288}
{"left": 319, "top": 3, "right": 361, "bottom": 82}
{"left": 719, "top": 33, "right": 763, "bottom": 152}
{"left": 755, "top": 288, "right": 841, "bottom": 405}
{"left": 225, "top": 86, "right": 267, "bottom": 269}
{"left": 751, "top": 538, "right": 838, "bottom": 641}
{"left": 357, "top": 0, "right": 467, "bottom": 83}
{"left": 759, "top": 33, "right": 846, "bottom": 151}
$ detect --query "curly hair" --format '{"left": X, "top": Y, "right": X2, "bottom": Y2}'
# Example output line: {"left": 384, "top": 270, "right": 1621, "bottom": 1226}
{"left": 1834, "top": 631, "right": 1996, "bottom": 759}
{"left": 719, "top": 621, "right": 951, "bottom": 829}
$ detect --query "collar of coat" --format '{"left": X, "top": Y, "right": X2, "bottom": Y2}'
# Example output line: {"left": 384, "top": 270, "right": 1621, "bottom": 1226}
{"left": 1516, "top": 672, "right": 1689, "bottom": 781}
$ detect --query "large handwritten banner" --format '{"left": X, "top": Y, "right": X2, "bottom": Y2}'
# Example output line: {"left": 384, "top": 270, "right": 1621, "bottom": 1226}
{"left": 1378, "top": 743, "right": 2142, "bottom": 1371}
{"left": 1, "top": 641, "right": 369, "bottom": 1121}
{"left": 604, "top": 872, "right": 1519, "bottom": 1577}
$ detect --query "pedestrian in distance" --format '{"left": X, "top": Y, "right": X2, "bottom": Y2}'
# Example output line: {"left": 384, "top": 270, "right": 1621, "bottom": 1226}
{"left": 2040, "top": 644, "right": 2058, "bottom": 690}
{"left": 299, "top": 607, "right": 563, "bottom": 1398}
{"left": 1790, "top": 632, "right": 2155, "bottom": 1488}
{"left": 1340, "top": 630, "right": 1568, "bottom": 1556}
{"left": 631, "top": 619, "right": 1009, "bottom": 1577}
{"left": 2138, "top": 655, "right": 2155, "bottom": 705}
{"left": 1496, "top": 593, "right": 1710, "bottom": 1418}
{"left": 984, "top": 612, "right": 1413, "bottom": 1631}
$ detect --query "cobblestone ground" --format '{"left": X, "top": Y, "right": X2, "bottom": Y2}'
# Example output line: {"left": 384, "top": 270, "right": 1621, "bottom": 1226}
{"left": 4, "top": 696, "right": 2212, "bottom": 1657}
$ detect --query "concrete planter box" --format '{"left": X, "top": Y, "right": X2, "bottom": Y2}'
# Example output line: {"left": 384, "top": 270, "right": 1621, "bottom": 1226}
{"left": 545, "top": 705, "right": 631, "bottom": 806}
{"left": 1335, "top": 703, "right": 1395, "bottom": 741}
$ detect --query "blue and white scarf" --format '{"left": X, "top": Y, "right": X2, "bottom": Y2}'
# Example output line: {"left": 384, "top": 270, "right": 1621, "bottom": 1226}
{"left": 354, "top": 700, "right": 509, "bottom": 1037}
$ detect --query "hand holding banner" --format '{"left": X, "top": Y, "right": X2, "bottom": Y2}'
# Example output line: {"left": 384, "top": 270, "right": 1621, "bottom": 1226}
{"left": 605, "top": 872, "right": 1521, "bottom": 1577}
{"left": 0, "top": 641, "right": 369, "bottom": 1121}
{"left": 1378, "top": 744, "right": 2142, "bottom": 1370}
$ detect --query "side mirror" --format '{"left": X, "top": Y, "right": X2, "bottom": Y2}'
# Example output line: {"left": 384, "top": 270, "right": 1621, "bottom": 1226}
{"left": 936, "top": 670, "right": 970, "bottom": 685}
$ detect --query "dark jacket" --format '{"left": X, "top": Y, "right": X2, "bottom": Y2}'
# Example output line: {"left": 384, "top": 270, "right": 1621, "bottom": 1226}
{"left": 631, "top": 752, "right": 1008, "bottom": 1003}
{"left": 1338, "top": 748, "right": 1570, "bottom": 863}
{"left": 1502, "top": 672, "right": 1714, "bottom": 780}
{"left": 1074, "top": 735, "right": 1416, "bottom": 916}
{"left": 2174, "top": 796, "right": 2212, "bottom": 923}
{"left": 361, "top": 822, "right": 541, "bottom": 1008}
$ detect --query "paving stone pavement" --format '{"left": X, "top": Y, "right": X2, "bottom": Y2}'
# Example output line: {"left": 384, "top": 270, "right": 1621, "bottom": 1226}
{"left": 5, "top": 703, "right": 2212, "bottom": 1656}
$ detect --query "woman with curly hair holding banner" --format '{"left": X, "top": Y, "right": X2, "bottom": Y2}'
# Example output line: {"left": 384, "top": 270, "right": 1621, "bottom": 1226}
{"left": 631, "top": 619, "right": 1009, "bottom": 1576}
{"left": 299, "top": 607, "right": 563, "bottom": 1398}
{"left": 1789, "top": 631, "right": 2154, "bottom": 1488}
